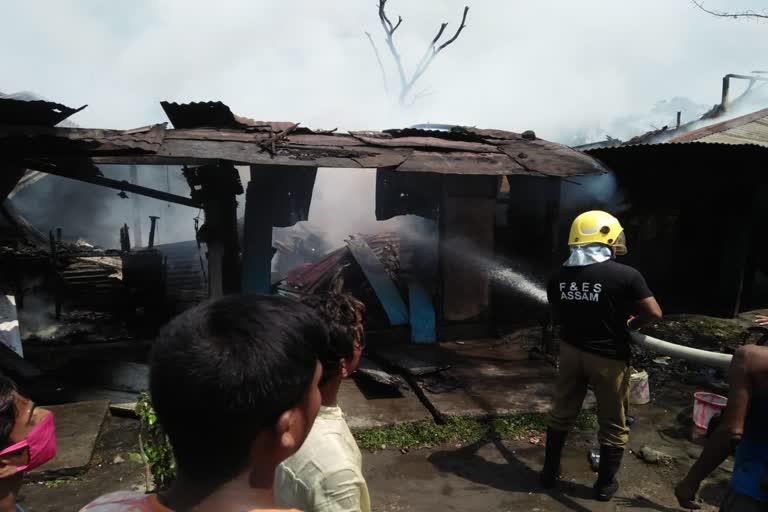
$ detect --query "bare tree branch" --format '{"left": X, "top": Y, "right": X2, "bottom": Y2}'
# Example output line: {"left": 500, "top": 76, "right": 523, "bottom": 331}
{"left": 437, "top": 6, "right": 470, "bottom": 52}
{"left": 371, "top": 1, "right": 470, "bottom": 106}
{"left": 402, "top": 5, "right": 470, "bottom": 104}
{"left": 378, "top": 0, "right": 408, "bottom": 92}
{"left": 365, "top": 31, "right": 390, "bottom": 95}
{"left": 691, "top": 0, "right": 768, "bottom": 19}
{"left": 430, "top": 23, "right": 449, "bottom": 46}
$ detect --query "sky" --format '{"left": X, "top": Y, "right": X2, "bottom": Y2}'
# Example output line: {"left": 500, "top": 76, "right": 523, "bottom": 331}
{"left": 4, "top": 0, "right": 768, "bottom": 144}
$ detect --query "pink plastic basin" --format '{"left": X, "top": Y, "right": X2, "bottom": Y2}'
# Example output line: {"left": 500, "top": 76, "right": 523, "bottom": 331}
{"left": 693, "top": 391, "right": 728, "bottom": 430}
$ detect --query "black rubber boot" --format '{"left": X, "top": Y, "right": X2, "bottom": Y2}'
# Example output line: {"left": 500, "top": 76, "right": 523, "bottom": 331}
{"left": 593, "top": 445, "right": 624, "bottom": 502}
{"left": 540, "top": 428, "right": 568, "bottom": 489}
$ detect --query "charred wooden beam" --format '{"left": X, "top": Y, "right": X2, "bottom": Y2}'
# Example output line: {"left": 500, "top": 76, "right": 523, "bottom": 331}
{"left": 25, "top": 163, "right": 200, "bottom": 208}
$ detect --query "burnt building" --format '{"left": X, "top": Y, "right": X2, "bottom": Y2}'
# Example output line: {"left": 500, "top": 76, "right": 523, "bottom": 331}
{"left": 1, "top": 95, "right": 607, "bottom": 348}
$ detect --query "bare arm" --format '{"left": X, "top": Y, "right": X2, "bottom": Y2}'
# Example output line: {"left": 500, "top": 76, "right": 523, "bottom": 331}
{"left": 628, "top": 296, "right": 662, "bottom": 330}
{"left": 675, "top": 346, "right": 755, "bottom": 509}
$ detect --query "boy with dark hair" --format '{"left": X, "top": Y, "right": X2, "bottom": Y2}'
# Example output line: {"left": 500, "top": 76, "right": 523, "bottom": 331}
{"left": 80, "top": 295, "right": 327, "bottom": 512}
{"left": 274, "top": 292, "right": 371, "bottom": 512}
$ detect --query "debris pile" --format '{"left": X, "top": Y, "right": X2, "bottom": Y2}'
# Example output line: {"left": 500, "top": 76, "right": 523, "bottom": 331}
{"left": 277, "top": 232, "right": 404, "bottom": 329}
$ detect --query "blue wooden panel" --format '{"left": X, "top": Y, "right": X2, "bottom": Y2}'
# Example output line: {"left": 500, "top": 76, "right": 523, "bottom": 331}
{"left": 408, "top": 282, "right": 436, "bottom": 344}
{"left": 346, "top": 236, "right": 409, "bottom": 326}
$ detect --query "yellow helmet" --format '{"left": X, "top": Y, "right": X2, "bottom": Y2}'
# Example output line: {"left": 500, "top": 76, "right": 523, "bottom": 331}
{"left": 568, "top": 210, "right": 627, "bottom": 255}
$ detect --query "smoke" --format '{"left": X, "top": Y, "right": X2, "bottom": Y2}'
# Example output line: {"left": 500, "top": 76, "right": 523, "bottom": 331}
{"left": 5, "top": 1, "right": 768, "bottom": 141}
{"left": 564, "top": 171, "right": 630, "bottom": 216}
{"left": 273, "top": 168, "right": 419, "bottom": 252}
{"left": 11, "top": 165, "right": 199, "bottom": 249}
{"left": 16, "top": 294, "right": 59, "bottom": 340}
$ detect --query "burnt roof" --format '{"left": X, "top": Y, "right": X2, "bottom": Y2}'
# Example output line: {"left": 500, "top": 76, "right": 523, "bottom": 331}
{"left": 1, "top": 98, "right": 608, "bottom": 178}
{"left": 0, "top": 95, "right": 86, "bottom": 127}
{"left": 667, "top": 107, "right": 768, "bottom": 146}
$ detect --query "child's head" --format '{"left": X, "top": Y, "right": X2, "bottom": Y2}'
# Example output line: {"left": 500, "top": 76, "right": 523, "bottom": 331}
{"left": 149, "top": 295, "right": 327, "bottom": 486}
{"left": 302, "top": 292, "right": 366, "bottom": 384}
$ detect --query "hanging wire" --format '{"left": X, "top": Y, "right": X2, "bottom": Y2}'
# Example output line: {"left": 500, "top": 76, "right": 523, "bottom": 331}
{"left": 194, "top": 208, "right": 208, "bottom": 286}
{"left": 165, "top": 165, "right": 172, "bottom": 208}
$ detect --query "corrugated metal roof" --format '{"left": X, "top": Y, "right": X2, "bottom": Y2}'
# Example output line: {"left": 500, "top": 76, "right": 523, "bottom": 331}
{"left": 583, "top": 140, "right": 768, "bottom": 186}
{"left": 161, "top": 101, "right": 309, "bottom": 133}
{"left": 0, "top": 124, "right": 167, "bottom": 155}
{"left": 667, "top": 107, "right": 768, "bottom": 147}
{"left": 0, "top": 96, "right": 86, "bottom": 127}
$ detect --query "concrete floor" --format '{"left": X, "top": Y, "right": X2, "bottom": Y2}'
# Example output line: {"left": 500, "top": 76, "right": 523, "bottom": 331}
{"left": 30, "top": 400, "right": 109, "bottom": 479}
{"left": 408, "top": 339, "right": 557, "bottom": 418}
{"left": 339, "top": 379, "right": 432, "bottom": 430}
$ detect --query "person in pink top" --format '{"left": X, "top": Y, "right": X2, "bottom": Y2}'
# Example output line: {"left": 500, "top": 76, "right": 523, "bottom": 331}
{"left": 80, "top": 295, "right": 327, "bottom": 512}
{"left": 0, "top": 375, "right": 56, "bottom": 512}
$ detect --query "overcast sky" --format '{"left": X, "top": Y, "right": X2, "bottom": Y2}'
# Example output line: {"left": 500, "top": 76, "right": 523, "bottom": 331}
{"left": 3, "top": 0, "right": 768, "bottom": 143}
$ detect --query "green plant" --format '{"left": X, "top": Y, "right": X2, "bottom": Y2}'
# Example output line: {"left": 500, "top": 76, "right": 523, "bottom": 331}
{"left": 135, "top": 392, "right": 176, "bottom": 490}
{"left": 42, "top": 478, "right": 77, "bottom": 488}
{"left": 354, "top": 410, "right": 598, "bottom": 451}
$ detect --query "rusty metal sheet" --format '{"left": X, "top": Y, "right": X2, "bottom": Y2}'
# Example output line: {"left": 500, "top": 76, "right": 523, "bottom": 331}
{"left": 699, "top": 132, "right": 768, "bottom": 147}
{"left": 161, "top": 100, "right": 311, "bottom": 133}
{"left": 0, "top": 96, "right": 87, "bottom": 127}
{"left": 396, "top": 151, "right": 525, "bottom": 175}
{"left": 352, "top": 135, "right": 495, "bottom": 153}
{"left": 497, "top": 139, "right": 609, "bottom": 177}
{"left": 285, "top": 248, "right": 347, "bottom": 288}
{"left": 0, "top": 124, "right": 166, "bottom": 154}
{"left": 161, "top": 101, "right": 246, "bottom": 129}
{"left": 669, "top": 107, "right": 768, "bottom": 144}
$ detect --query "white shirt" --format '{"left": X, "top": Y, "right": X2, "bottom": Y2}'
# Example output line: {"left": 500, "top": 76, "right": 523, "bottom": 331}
{"left": 274, "top": 406, "right": 371, "bottom": 512}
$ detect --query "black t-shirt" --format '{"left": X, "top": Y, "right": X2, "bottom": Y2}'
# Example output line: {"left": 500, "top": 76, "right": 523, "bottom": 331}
{"left": 546, "top": 260, "right": 653, "bottom": 361}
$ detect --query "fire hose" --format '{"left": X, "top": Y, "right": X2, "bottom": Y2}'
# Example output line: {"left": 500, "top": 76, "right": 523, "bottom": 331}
{"left": 630, "top": 332, "right": 733, "bottom": 370}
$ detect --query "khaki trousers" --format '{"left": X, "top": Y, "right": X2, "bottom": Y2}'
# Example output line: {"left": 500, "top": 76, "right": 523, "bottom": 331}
{"left": 548, "top": 341, "right": 631, "bottom": 448}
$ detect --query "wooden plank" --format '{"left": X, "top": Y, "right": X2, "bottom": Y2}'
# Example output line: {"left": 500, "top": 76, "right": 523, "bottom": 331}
{"left": 352, "top": 135, "right": 496, "bottom": 153}
{"left": 397, "top": 151, "right": 524, "bottom": 175}
{"left": 408, "top": 282, "right": 436, "bottom": 344}
{"left": 346, "top": 235, "right": 409, "bottom": 326}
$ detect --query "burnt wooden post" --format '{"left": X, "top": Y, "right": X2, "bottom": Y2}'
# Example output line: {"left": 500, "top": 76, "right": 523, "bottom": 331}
{"left": 439, "top": 175, "right": 498, "bottom": 323}
{"left": 242, "top": 165, "right": 317, "bottom": 295}
{"left": 241, "top": 165, "right": 276, "bottom": 295}
{"left": 184, "top": 163, "right": 243, "bottom": 298}
{"left": 130, "top": 165, "right": 143, "bottom": 248}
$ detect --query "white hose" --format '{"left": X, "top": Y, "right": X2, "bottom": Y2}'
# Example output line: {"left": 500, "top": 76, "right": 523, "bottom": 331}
{"left": 630, "top": 332, "right": 733, "bottom": 369}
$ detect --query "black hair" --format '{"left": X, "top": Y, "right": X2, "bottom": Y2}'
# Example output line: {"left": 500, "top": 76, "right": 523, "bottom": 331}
{"left": 0, "top": 375, "right": 17, "bottom": 449}
{"left": 149, "top": 294, "right": 327, "bottom": 484}
{"left": 301, "top": 292, "right": 366, "bottom": 384}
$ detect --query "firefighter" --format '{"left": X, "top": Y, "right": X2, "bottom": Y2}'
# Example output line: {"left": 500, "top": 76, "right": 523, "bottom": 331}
{"left": 541, "top": 210, "right": 663, "bottom": 502}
